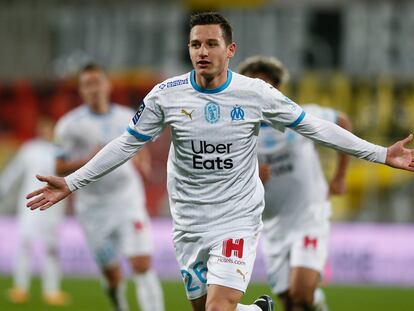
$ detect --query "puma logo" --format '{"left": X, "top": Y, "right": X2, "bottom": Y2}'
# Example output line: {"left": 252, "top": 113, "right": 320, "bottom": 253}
{"left": 181, "top": 109, "right": 195, "bottom": 120}
{"left": 236, "top": 269, "right": 247, "bottom": 282}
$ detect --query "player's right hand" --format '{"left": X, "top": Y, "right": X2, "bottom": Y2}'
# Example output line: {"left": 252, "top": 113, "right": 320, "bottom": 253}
{"left": 26, "top": 175, "right": 71, "bottom": 211}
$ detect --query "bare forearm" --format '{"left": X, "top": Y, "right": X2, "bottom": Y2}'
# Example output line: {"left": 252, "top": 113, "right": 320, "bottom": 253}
{"left": 333, "top": 152, "right": 349, "bottom": 179}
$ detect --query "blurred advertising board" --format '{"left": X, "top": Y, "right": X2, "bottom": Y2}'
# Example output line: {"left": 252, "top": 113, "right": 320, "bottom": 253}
{"left": 0, "top": 217, "right": 413, "bottom": 286}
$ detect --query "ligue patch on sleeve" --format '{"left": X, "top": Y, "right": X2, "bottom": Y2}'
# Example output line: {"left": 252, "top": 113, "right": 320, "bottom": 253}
{"left": 132, "top": 102, "right": 146, "bottom": 125}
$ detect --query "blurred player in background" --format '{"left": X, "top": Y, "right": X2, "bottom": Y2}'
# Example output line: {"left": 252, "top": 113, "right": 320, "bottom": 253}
{"left": 26, "top": 12, "right": 414, "bottom": 311}
{"left": 54, "top": 63, "right": 164, "bottom": 311}
{"left": 0, "top": 117, "right": 68, "bottom": 306}
{"left": 239, "top": 56, "right": 352, "bottom": 311}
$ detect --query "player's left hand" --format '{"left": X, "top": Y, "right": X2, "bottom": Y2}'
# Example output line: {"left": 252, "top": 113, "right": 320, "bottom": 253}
{"left": 386, "top": 134, "right": 414, "bottom": 172}
{"left": 26, "top": 175, "right": 71, "bottom": 211}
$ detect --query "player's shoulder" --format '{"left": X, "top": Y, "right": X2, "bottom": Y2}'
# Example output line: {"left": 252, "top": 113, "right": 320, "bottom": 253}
{"left": 147, "top": 72, "right": 191, "bottom": 97}
{"left": 55, "top": 105, "right": 89, "bottom": 134}
{"left": 20, "top": 139, "right": 38, "bottom": 151}
{"left": 58, "top": 105, "right": 89, "bottom": 125}
{"left": 20, "top": 138, "right": 50, "bottom": 153}
{"left": 111, "top": 103, "right": 134, "bottom": 115}
{"left": 232, "top": 72, "right": 283, "bottom": 97}
{"left": 231, "top": 71, "right": 258, "bottom": 88}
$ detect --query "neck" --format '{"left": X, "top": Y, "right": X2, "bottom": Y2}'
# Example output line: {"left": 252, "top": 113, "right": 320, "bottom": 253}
{"left": 89, "top": 101, "right": 110, "bottom": 114}
{"left": 195, "top": 68, "right": 229, "bottom": 89}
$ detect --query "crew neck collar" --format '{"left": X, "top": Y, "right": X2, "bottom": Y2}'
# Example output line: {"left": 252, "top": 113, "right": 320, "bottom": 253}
{"left": 190, "top": 70, "right": 232, "bottom": 94}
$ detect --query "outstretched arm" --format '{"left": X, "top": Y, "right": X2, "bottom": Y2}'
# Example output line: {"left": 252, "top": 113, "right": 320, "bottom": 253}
{"left": 26, "top": 132, "right": 146, "bottom": 210}
{"left": 293, "top": 113, "right": 414, "bottom": 171}
{"left": 55, "top": 146, "right": 102, "bottom": 177}
{"left": 257, "top": 79, "right": 413, "bottom": 171}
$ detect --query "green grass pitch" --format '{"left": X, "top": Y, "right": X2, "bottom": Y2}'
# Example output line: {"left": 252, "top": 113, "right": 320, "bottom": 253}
{"left": 1, "top": 277, "right": 414, "bottom": 311}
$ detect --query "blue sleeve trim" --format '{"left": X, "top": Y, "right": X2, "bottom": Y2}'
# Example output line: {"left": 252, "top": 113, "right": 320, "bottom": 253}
{"left": 126, "top": 127, "right": 152, "bottom": 141}
{"left": 286, "top": 110, "right": 306, "bottom": 128}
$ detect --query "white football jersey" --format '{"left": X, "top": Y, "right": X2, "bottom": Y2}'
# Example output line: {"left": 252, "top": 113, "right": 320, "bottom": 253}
{"left": 258, "top": 104, "right": 337, "bottom": 233}
{"left": 0, "top": 139, "right": 64, "bottom": 233}
{"left": 127, "top": 70, "right": 304, "bottom": 232}
{"left": 55, "top": 104, "right": 146, "bottom": 218}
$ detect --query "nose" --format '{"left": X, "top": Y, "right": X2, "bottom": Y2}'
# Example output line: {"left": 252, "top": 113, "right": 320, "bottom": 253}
{"left": 199, "top": 43, "right": 208, "bottom": 57}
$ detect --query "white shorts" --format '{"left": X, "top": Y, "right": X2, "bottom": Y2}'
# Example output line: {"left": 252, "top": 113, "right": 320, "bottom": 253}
{"left": 173, "top": 227, "right": 260, "bottom": 300}
{"left": 262, "top": 221, "right": 329, "bottom": 294}
{"left": 79, "top": 211, "right": 153, "bottom": 268}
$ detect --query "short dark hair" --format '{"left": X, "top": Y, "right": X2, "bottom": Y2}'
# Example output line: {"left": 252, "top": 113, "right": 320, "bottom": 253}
{"left": 79, "top": 62, "right": 105, "bottom": 75}
{"left": 189, "top": 12, "right": 233, "bottom": 45}
{"left": 238, "top": 56, "right": 289, "bottom": 88}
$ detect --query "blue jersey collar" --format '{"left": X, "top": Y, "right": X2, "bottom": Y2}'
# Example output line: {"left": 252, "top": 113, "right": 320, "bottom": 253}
{"left": 190, "top": 70, "right": 232, "bottom": 94}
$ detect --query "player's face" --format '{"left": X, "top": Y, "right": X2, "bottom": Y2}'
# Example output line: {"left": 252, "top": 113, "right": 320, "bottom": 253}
{"left": 79, "top": 70, "right": 111, "bottom": 108}
{"left": 189, "top": 24, "right": 236, "bottom": 79}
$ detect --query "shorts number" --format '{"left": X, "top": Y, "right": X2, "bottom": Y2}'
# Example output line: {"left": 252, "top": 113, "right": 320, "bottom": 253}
{"left": 193, "top": 261, "right": 207, "bottom": 284}
{"left": 181, "top": 261, "right": 207, "bottom": 292}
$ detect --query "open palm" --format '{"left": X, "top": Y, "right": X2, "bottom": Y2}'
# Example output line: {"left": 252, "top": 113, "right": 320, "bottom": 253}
{"left": 26, "top": 175, "right": 71, "bottom": 210}
{"left": 386, "top": 134, "right": 414, "bottom": 172}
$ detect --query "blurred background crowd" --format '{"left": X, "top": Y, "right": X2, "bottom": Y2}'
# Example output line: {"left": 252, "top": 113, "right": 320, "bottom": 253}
{"left": 1, "top": 0, "right": 413, "bottom": 222}
{"left": 0, "top": 0, "right": 414, "bottom": 310}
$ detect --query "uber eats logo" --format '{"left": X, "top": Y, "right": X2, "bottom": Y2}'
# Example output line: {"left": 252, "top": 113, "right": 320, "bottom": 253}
{"left": 191, "top": 140, "right": 233, "bottom": 170}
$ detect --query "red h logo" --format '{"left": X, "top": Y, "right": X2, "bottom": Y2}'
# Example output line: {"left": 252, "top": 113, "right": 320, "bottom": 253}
{"left": 303, "top": 236, "right": 318, "bottom": 249}
{"left": 222, "top": 238, "right": 244, "bottom": 258}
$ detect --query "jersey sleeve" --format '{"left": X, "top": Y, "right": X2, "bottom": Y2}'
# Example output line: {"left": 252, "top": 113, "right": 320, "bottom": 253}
{"left": 293, "top": 113, "right": 387, "bottom": 163}
{"left": 126, "top": 87, "right": 165, "bottom": 142}
{"left": 64, "top": 132, "right": 146, "bottom": 191}
{"left": 258, "top": 80, "right": 305, "bottom": 130}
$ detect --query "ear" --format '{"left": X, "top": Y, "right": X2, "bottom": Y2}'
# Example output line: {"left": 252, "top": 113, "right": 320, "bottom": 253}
{"left": 227, "top": 42, "right": 237, "bottom": 59}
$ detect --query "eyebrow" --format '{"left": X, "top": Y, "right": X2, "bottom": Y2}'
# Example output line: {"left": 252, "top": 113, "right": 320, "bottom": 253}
{"left": 190, "top": 38, "right": 220, "bottom": 44}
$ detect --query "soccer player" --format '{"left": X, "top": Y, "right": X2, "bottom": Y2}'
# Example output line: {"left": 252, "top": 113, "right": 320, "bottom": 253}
{"left": 238, "top": 56, "right": 352, "bottom": 311}
{"left": 26, "top": 12, "right": 414, "bottom": 311}
{"left": 0, "top": 117, "right": 69, "bottom": 306}
{"left": 53, "top": 63, "right": 164, "bottom": 311}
